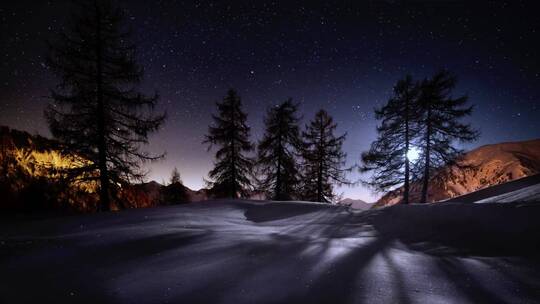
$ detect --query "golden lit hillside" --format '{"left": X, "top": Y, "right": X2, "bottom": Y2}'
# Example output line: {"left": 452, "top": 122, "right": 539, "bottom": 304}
{"left": 0, "top": 126, "right": 99, "bottom": 211}
{"left": 9, "top": 147, "right": 98, "bottom": 192}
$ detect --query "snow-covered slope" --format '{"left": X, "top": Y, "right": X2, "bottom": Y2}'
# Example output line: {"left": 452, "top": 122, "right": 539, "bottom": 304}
{"left": 1, "top": 198, "right": 540, "bottom": 303}
{"left": 444, "top": 174, "right": 540, "bottom": 204}
{"left": 376, "top": 139, "right": 540, "bottom": 207}
{"left": 475, "top": 182, "right": 540, "bottom": 203}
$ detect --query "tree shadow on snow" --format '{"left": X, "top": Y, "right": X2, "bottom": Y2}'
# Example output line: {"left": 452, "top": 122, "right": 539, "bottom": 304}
{"left": 242, "top": 202, "right": 337, "bottom": 223}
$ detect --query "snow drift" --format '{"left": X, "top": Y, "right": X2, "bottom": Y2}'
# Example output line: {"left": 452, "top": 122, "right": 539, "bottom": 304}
{"left": 1, "top": 195, "right": 540, "bottom": 303}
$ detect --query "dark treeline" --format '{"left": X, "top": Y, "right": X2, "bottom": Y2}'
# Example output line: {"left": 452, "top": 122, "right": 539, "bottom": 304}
{"left": 361, "top": 71, "right": 479, "bottom": 204}
{"left": 203, "top": 69, "right": 477, "bottom": 205}
{"left": 204, "top": 90, "right": 351, "bottom": 203}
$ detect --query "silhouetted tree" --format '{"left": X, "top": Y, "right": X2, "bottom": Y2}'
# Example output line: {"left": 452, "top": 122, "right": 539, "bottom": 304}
{"left": 361, "top": 75, "right": 419, "bottom": 204}
{"left": 416, "top": 70, "right": 479, "bottom": 203}
{"left": 257, "top": 99, "right": 302, "bottom": 200}
{"left": 163, "top": 167, "right": 188, "bottom": 204}
{"left": 170, "top": 167, "right": 182, "bottom": 184}
{"left": 45, "top": 0, "right": 165, "bottom": 211}
{"left": 301, "top": 110, "right": 351, "bottom": 203}
{"left": 204, "top": 89, "right": 254, "bottom": 198}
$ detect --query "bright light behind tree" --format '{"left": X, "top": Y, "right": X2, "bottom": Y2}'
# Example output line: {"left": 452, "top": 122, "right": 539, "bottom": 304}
{"left": 406, "top": 147, "right": 421, "bottom": 162}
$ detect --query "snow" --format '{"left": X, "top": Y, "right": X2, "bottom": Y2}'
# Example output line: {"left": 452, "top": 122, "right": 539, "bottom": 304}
{"left": 472, "top": 175, "right": 540, "bottom": 203}
{"left": 476, "top": 183, "right": 540, "bottom": 203}
{"left": 1, "top": 199, "right": 540, "bottom": 303}
{"left": 445, "top": 174, "right": 540, "bottom": 204}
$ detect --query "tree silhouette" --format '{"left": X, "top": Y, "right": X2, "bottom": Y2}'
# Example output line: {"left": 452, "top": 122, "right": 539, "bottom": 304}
{"left": 361, "top": 75, "right": 420, "bottom": 204}
{"left": 204, "top": 89, "right": 254, "bottom": 198}
{"left": 170, "top": 167, "right": 182, "bottom": 185}
{"left": 257, "top": 99, "right": 302, "bottom": 200}
{"left": 416, "top": 70, "right": 479, "bottom": 203}
{"left": 301, "top": 110, "right": 351, "bottom": 203}
{"left": 163, "top": 167, "right": 188, "bottom": 204}
{"left": 45, "top": 0, "right": 165, "bottom": 211}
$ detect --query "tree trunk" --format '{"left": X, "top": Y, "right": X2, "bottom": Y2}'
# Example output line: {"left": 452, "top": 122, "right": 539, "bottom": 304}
{"left": 404, "top": 97, "right": 410, "bottom": 205}
{"left": 420, "top": 107, "right": 431, "bottom": 204}
{"left": 317, "top": 117, "right": 324, "bottom": 203}
{"left": 275, "top": 131, "right": 282, "bottom": 200}
{"left": 95, "top": 3, "right": 110, "bottom": 211}
{"left": 230, "top": 100, "right": 238, "bottom": 199}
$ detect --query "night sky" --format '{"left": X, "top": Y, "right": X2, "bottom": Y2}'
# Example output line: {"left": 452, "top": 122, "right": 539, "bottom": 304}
{"left": 1, "top": 1, "right": 540, "bottom": 202}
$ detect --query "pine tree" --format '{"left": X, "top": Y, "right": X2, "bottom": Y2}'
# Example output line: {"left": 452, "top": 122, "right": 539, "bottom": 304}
{"left": 301, "top": 110, "right": 350, "bottom": 203}
{"left": 417, "top": 70, "right": 479, "bottom": 203}
{"left": 361, "top": 75, "right": 419, "bottom": 204}
{"left": 45, "top": 0, "right": 165, "bottom": 211}
{"left": 257, "top": 99, "right": 302, "bottom": 200}
{"left": 204, "top": 89, "right": 254, "bottom": 198}
{"left": 170, "top": 167, "right": 182, "bottom": 185}
{"left": 163, "top": 167, "right": 188, "bottom": 204}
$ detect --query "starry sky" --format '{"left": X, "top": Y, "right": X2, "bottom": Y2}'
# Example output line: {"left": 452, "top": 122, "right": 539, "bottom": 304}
{"left": 1, "top": 1, "right": 540, "bottom": 202}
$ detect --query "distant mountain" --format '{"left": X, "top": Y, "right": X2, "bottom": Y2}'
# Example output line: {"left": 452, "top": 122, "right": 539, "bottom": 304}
{"left": 121, "top": 180, "right": 210, "bottom": 208}
{"left": 339, "top": 198, "right": 372, "bottom": 210}
{"left": 375, "top": 139, "right": 540, "bottom": 207}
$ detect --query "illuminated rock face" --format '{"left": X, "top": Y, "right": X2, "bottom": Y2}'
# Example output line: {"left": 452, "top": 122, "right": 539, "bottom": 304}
{"left": 375, "top": 139, "right": 540, "bottom": 207}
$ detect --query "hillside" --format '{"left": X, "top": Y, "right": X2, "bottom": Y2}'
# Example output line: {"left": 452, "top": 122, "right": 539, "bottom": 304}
{"left": 376, "top": 139, "right": 540, "bottom": 207}
{"left": 0, "top": 126, "right": 198, "bottom": 211}
{"left": 0, "top": 126, "right": 100, "bottom": 211}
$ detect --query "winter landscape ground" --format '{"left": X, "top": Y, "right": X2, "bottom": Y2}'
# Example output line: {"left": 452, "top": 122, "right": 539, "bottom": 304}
{"left": 2, "top": 179, "right": 540, "bottom": 304}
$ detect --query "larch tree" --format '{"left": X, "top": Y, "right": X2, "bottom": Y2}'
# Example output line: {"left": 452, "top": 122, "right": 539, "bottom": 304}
{"left": 361, "top": 75, "right": 420, "bottom": 204}
{"left": 170, "top": 167, "right": 182, "bottom": 185}
{"left": 45, "top": 0, "right": 165, "bottom": 211}
{"left": 416, "top": 70, "right": 479, "bottom": 203}
{"left": 204, "top": 89, "right": 254, "bottom": 198}
{"left": 163, "top": 167, "right": 187, "bottom": 204}
{"left": 301, "top": 110, "right": 351, "bottom": 203}
{"left": 257, "top": 99, "right": 302, "bottom": 200}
